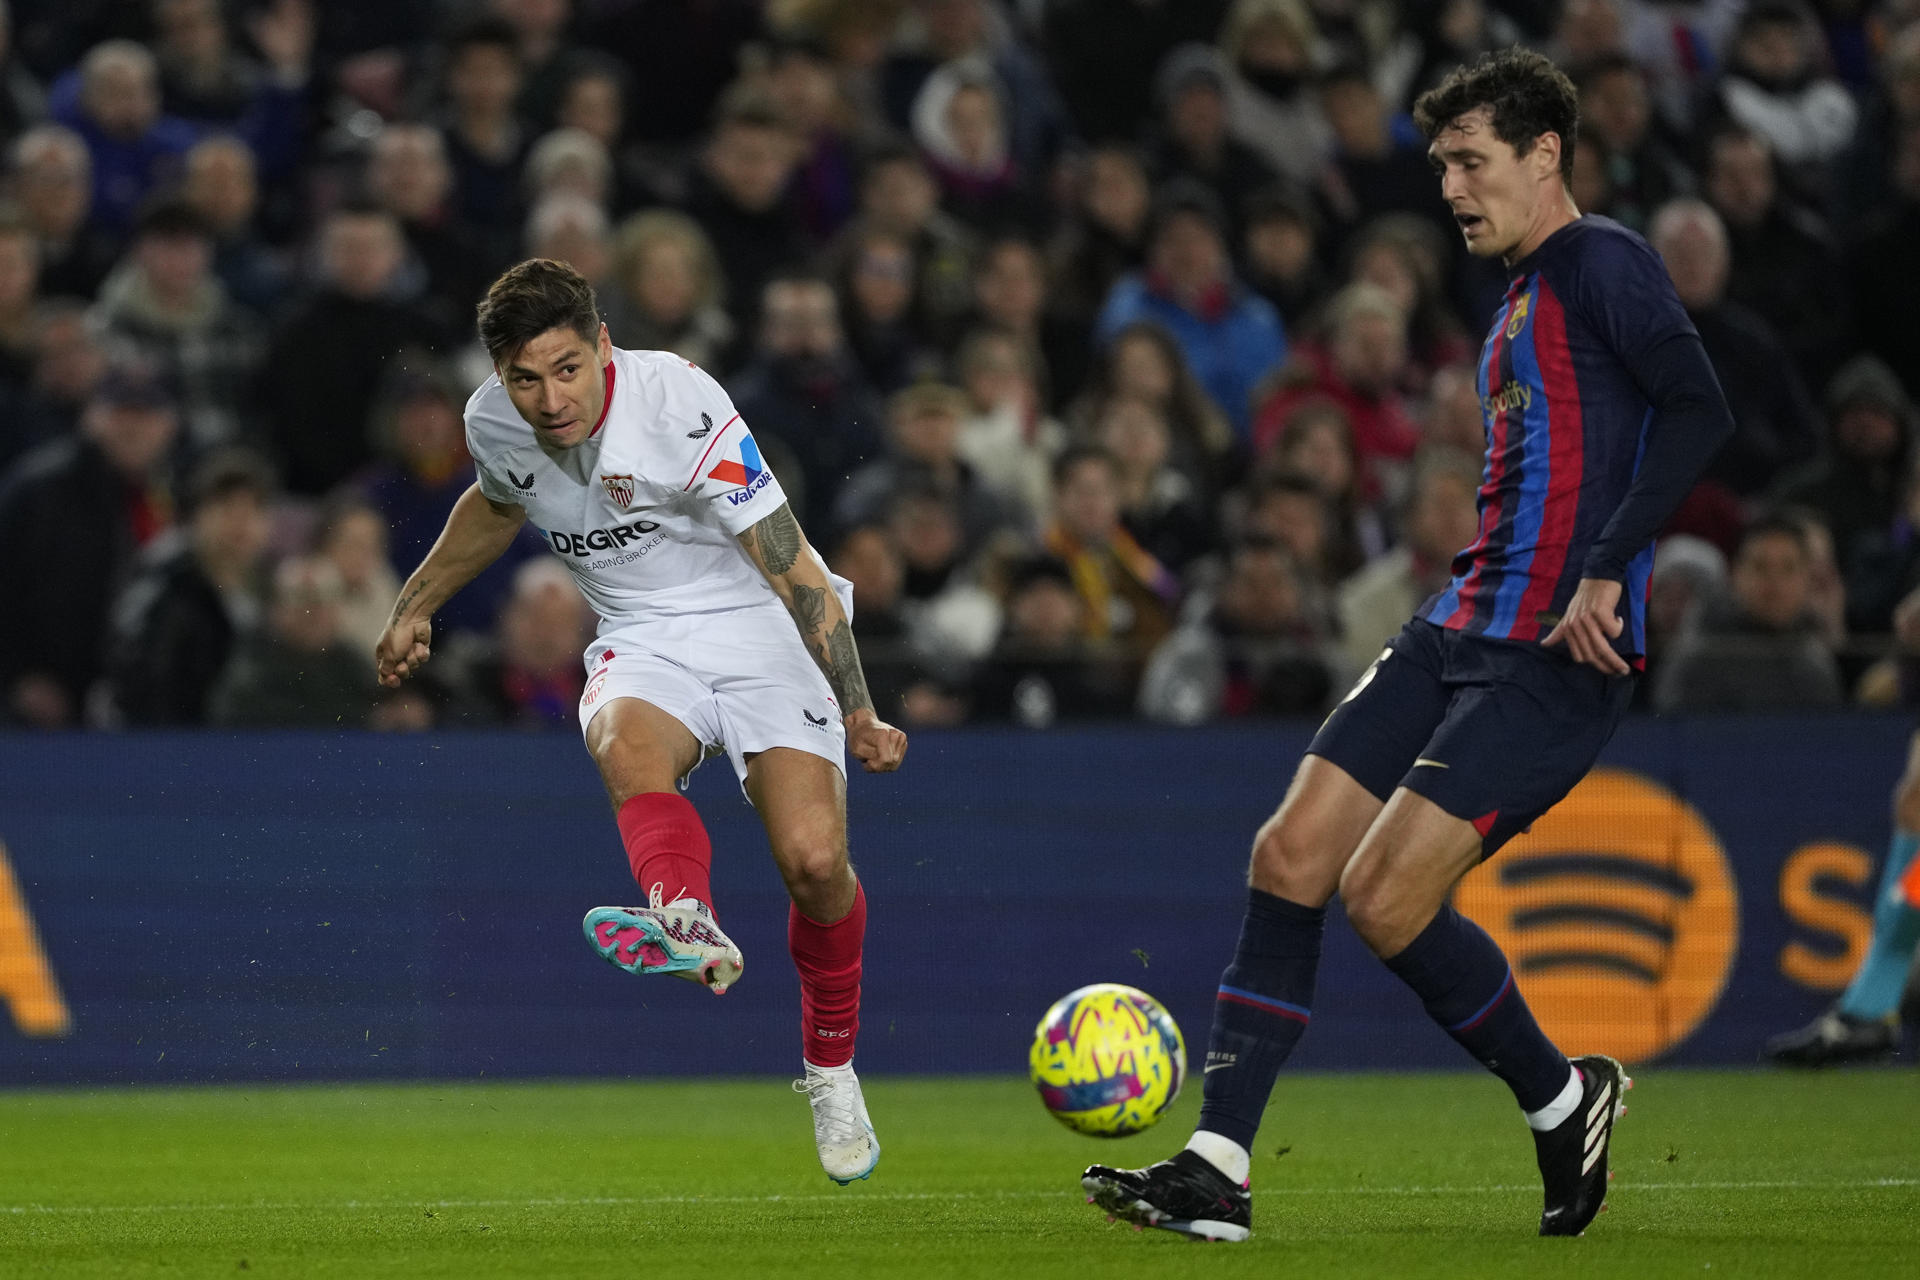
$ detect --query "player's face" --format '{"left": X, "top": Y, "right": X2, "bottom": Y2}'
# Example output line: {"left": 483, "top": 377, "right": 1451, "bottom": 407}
{"left": 1428, "top": 106, "right": 1557, "bottom": 261}
{"left": 499, "top": 323, "right": 613, "bottom": 449}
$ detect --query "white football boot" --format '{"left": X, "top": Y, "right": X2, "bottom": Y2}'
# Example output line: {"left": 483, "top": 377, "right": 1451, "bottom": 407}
{"left": 582, "top": 885, "right": 744, "bottom": 994}
{"left": 793, "top": 1059, "right": 880, "bottom": 1184}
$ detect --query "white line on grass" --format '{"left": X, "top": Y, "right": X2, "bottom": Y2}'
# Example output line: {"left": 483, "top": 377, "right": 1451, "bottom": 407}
{"left": 4, "top": 1179, "right": 1915, "bottom": 1216}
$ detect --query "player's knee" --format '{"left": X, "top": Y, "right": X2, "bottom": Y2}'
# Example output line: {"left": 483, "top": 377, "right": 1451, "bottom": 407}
{"left": 1249, "top": 814, "right": 1339, "bottom": 905}
{"left": 1337, "top": 856, "right": 1402, "bottom": 954}
{"left": 774, "top": 836, "right": 846, "bottom": 895}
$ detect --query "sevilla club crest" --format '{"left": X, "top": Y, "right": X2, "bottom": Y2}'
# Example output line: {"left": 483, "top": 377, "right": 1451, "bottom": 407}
{"left": 600, "top": 473, "right": 635, "bottom": 507}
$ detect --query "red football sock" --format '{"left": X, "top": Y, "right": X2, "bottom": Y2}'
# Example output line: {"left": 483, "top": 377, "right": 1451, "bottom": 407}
{"left": 616, "top": 792, "right": 714, "bottom": 912}
{"left": 789, "top": 881, "right": 866, "bottom": 1068}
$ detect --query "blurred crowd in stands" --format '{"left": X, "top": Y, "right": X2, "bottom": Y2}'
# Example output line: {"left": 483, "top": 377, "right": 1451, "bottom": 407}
{"left": 1, "top": 0, "right": 1918, "bottom": 732}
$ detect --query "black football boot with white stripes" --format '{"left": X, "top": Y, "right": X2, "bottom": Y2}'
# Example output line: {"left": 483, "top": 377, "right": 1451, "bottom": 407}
{"left": 1533, "top": 1054, "right": 1631, "bottom": 1237}
{"left": 1082, "top": 1150, "right": 1252, "bottom": 1242}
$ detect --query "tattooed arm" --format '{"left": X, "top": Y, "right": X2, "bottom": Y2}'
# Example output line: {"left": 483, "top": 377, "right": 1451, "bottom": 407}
{"left": 375, "top": 484, "right": 525, "bottom": 688}
{"left": 737, "top": 502, "right": 907, "bottom": 772}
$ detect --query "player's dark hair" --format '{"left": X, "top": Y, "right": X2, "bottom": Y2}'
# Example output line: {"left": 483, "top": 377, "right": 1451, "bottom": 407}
{"left": 476, "top": 258, "right": 601, "bottom": 368}
{"left": 1413, "top": 47, "right": 1579, "bottom": 185}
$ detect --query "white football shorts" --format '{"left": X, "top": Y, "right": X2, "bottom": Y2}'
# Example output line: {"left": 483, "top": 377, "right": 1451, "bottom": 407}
{"left": 576, "top": 578, "right": 854, "bottom": 785}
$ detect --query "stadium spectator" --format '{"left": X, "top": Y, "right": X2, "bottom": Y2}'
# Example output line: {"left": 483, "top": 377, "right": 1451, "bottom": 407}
{"left": 0, "top": 211, "right": 38, "bottom": 399}
{"left": 881, "top": 0, "right": 1071, "bottom": 181}
{"left": 4, "top": 301, "right": 107, "bottom": 459}
{"left": 522, "top": 126, "right": 612, "bottom": 211}
{"left": 763, "top": 33, "right": 862, "bottom": 246}
{"left": 258, "top": 204, "right": 450, "bottom": 497}
{"left": 726, "top": 272, "right": 884, "bottom": 524}
{"left": 1238, "top": 185, "right": 1331, "bottom": 331}
{"left": 552, "top": 55, "right": 656, "bottom": 214}
{"left": 147, "top": 0, "right": 314, "bottom": 189}
{"left": 1654, "top": 512, "right": 1846, "bottom": 713}
{"left": 1047, "top": 144, "right": 1150, "bottom": 330}
{"left": 829, "top": 522, "right": 958, "bottom": 727}
{"left": 0, "top": 0, "right": 44, "bottom": 152}
{"left": 601, "top": 208, "right": 734, "bottom": 372}
{"left": 1093, "top": 394, "right": 1215, "bottom": 574}
{"left": 1648, "top": 197, "right": 1817, "bottom": 496}
{"left": 435, "top": 556, "right": 592, "bottom": 728}
{"left": 1316, "top": 62, "right": 1453, "bottom": 254}
{"left": 678, "top": 89, "right": 805, "bottom": 334}
{"left": 496, "top": 0, "right": 587, "bottom": 131}
{"left": 311, "top": 489, "right": 400, "bottom": 660}
{"left": 524, "top": 192, "right": 611, "bottom": 285}
{"left": 1077, "top": 320, "right": 1234, "bottom": 490}
{"left": 104, "top": 444, "right": 272, "bottom": 725}
{"left": 1707, "top": 2, "right": 1858, "bottom": 179}
{"left": 970, "top": 233, "right": 1084, "bottom": 410}
{"left": 884, "top": 484, "right": 1004, "bottom": 663}
{"left": 435, "top": 18, "right": 529, "bottom": 255}
{"left": 181, "top": 136, "right": 288, "bottom": 316}
{"left": 843, "top": 140, "right": 975, "bottom": 348}
{"left": 364, "top": 122, "right": 496, "bottom": 330}
{"left": 209, "top": 554, "right": 380, "bottom": 727}
{"left": 1139, "top": 538, "right": 1337, "bottom": 723}
{"left": 1239, "top": 470, "right": 1342, "bottom": 637}
{"left": 1335, "top": 450, "right": 1482, "bottom": 677}
{"left": 1704, "top": 125, "right": 1851, "bottom": 386}
{"left": 358, "top": 360, "right": 540, "bottom": 641}
{"left": 835, "top": 222, "right": 938, "bottom": 395}
{"left": 1573, "top": 52, "right": 1690, "bottom": 234}
{"left": 835, "top": 381, "right": 1021, "bottom": 551}
{"left": 1147, "top": 44, "right": 1280, "bottom": 239}
{"left": 1775, "top": 355, "right": 1915, "bottom": 619}
{"left": 48, "top": 40, "right": 197, "bottom": 238}
{"left": 1252, "top": 282, "right": 1420, "bottom": 501}
{"left": 0, "top": 358, "right": 179, "bottom": 727}
{"left": 11, "top": 123, "right": 117, "bottom": 299}
{"left": 966, "top": 554, "right": 1136, "bottom": 727}
{"left": 1218, "top": 0, "right": 1332, "bottom": 189}
{"left": 953, "top": 325, "right": 1064, "bottom": 525}
{"left": 576, "top": 0, "right": 759, "bottom": 149}
{"left": 1848, "top": 118, "right": 1920, "bottom": 401}
{"left": 1641, "top": 533, "right": 1731, "bottom": 698}
{"left": 1344, "top": 215, "right": 1475, "bottom": 396}
{"left": 91, "top": 197, "right": 261, "bottom": 450}
{"left": 1838, "top": 23, "right": 1920, "bottom": 225}
{"left": 1096, "top": 181, "right": 1287, "bottom": 440}
{"left": 1043, "top": 444, "right": 1180, "bottom": 657}
{"left": 1040, "top": 0, "right": 1231, "bottom": 144}
{"left": 1262, "top": 396, "right": 1381, "bottom": 574}
{"left": 1419, "top": 362, "right": 1488, "bottom": 458}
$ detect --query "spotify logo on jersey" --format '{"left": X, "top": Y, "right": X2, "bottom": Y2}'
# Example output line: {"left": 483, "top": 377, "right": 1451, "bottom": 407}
{"left": 1453, "top": 768, "right": 1739, "bottom": 1063}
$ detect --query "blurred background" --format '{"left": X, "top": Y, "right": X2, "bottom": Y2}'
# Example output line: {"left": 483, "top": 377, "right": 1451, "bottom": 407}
{"left": 0, "top": 0, "right": 1915, "bottom": 1080}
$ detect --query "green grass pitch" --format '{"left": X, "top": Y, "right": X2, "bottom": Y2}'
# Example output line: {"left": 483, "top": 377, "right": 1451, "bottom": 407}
{"left": 1, "top": 1069, "right": 1915, "bottom": 1278}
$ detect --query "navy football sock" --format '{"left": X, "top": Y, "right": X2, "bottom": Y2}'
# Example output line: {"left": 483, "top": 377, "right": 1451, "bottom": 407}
{"left": 1195, "top": 889, "right": 1325, "bottom": 1152}
{"left": 1384, "top": 905, "right": 1570, "bottom": 1113}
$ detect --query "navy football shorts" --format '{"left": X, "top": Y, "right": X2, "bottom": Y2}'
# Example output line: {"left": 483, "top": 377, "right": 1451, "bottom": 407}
{"left": 1307, "top": 618, "right": 1634, "bottom": 857}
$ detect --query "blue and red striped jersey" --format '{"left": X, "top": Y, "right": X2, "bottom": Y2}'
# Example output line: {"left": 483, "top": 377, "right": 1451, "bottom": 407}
{"left": 1419, "top": 216, "right": 1714, "bottom": 658}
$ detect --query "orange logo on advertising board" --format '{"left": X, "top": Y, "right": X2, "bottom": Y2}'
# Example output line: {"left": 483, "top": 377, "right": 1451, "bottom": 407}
{"left": 0, "top": 840, "right": 70, "bottom": 1037}
{"left": 1453, "top": 768, "right": 1738, "bottom": 1063}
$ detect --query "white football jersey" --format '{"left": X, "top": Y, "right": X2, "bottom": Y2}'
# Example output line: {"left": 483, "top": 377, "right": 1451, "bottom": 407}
{"left": 466, "top": 347, "right": 789, "bottom": 628}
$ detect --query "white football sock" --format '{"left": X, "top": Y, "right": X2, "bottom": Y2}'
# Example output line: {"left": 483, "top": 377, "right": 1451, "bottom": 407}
{"left": 1185, "top": 1131, "right": 1251, "bottom": 1184}
{"left": 1524, "top": 1065, "right": 1584, "bottom": 1132}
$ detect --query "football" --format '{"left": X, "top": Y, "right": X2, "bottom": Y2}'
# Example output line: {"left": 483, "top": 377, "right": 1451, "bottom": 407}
{"left": 1028, "top": 983, "right": 1187, "bottom": 1137}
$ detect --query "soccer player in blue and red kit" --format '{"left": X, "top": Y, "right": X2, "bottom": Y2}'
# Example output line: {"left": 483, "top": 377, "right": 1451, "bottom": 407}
{"left": 1084, "top": 49, "right": 1735, "bottom": 1241}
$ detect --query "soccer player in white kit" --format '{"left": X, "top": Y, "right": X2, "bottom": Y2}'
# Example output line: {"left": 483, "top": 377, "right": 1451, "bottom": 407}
{"left": 374, "top": 260, "right": 908, "bottom": 1184}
